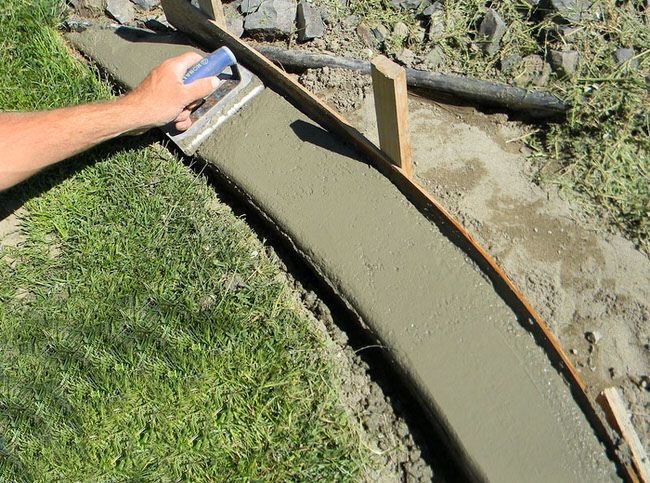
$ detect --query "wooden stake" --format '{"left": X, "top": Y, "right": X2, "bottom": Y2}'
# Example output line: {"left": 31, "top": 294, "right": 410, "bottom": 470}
{"left": 599, "top": 387, "right": 649, "bottom": 482}
{"left": 370, "top": 55, "right": 413, "bottom": 177}
{"left": 198, "top": 0, "right": 226, "bottom": 28}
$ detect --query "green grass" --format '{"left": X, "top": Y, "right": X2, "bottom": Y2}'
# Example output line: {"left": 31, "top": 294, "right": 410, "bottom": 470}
{"left": 317, "top": 0, "right": 649, "bottom": 252}
{"left": 0, "top": 1, "right": 365, "bottom": 480}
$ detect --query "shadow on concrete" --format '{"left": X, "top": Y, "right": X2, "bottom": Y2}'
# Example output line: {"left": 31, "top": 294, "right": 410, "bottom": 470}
{"left": 289, "top": 119, "right": 374, "bottom": 162}
{"left": 112, "top": 26, "right": 194, "bottom": 47}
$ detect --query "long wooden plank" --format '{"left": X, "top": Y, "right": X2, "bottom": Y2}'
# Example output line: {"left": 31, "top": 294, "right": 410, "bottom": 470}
{"left": 599, "top": 388, "right": 649, "bottom": 482}
{"left": 159, "top": 0, "right": 630, "bottom": 477}
{"left": 371, "top": 55, "right": 413, "bottom": 177}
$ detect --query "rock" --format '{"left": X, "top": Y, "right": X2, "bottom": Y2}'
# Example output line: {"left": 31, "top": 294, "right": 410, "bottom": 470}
{"left": 224, "top": 4, "right": 245, "bottom": 37}
{"left": 357, "top": 23, "right": 379, "bottom": 48}
{"left": 244, "top": 0, "right": 297, "bottom": 38}
{"left": 69, "top": 0, "right": 105, "bottom": 15}
{"left": 500, "top": 53, "right": 521, "bottom": 74}
{"left": 549, "top": 49, "right": 578, "bottom": 78}
{"left": 395, "top": 47, "right": 416, "bottom": 67}
{"left": 390, "top": 0, "right": 432, "bottom": 10}
{"left": 549, "top": 0, "right": 589, "bottom": 23}
{"left": 515, "top": 54, "right": 551, "bottom": 87}
{"left": 424, "top": 45, "right": 445, "bottom": 70}
{"left": 478, "top": 8, "right": 506, "bottom": 55}
{"left": 427, "top": 9, "right": 445, "bottom": 40}
{"left": 422, "top": 0, "right": 442, "bottom": 16}
{"left": 341, "top": 14, "right": 358, "bottom": 29}
{"left": 144, "top": 14, "right": 171, "bottom": 30}
{"left": 130, "top": 0, "right": 159, "bottom": 10}
{"left": 105, "top": 0, "right": 135, "bottom": 23}
{"left": 614, "top": 47, "right": 638, "bottom": 71}
{"left": 371, "top": 23, "right": 390, "bottom": 44}
{"left": 412, "top": 25, "right": 426, "bottom": 43}
{"left": 393, "top": 21, "right": 409, "bottom": 40}
{"left": 296, "top": 1, "right": 325, "bottom": 42}
{"left": 240, "top": 0, "right": 262, "bottom": 14}
{"left": 585, "top": 330, "right": 602, "bottom": 344}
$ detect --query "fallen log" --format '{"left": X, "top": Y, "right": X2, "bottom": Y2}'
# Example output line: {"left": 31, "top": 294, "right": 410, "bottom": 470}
{"left": 254, "top": 45, "right": 568, "bottom": 119}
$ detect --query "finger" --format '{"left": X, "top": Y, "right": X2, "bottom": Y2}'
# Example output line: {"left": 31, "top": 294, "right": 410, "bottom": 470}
{"left": 174, "top": 109, "right": 191, "bottom": 124}
{"left": 170, "top": 52, "right": 205, "bottom": 76}
{"left": 186, "top": 99, "right": 202, "bottom": 110}
{"left": 175, "top": 118, "right": 193, "bottom": 132}
{"left": 183, "top": 76, "right": 220, "bottom": 105}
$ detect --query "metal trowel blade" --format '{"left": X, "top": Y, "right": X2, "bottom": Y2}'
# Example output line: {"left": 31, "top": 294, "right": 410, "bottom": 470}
{"left": 165, "top": 63, "right": 264, "bottom": 156}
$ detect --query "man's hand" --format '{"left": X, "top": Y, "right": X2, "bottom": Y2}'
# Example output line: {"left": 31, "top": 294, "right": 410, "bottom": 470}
{"left": 0, "top": 51, "right": 220, "bottom": 191}
{"left": 124, "top": 52, "right": 220, "bottom": 132}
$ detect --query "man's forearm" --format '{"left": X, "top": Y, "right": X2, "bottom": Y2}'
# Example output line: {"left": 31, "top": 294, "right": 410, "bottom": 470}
{"left": 1, "top": 52, "right": 218, "bottom": 191}
{"left": 0, "top": 97, "right": 145, "bottom": 191}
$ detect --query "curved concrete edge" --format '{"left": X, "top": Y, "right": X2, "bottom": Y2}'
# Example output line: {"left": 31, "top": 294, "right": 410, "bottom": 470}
{"left": 66, "top": 27, "right": 621, "bottom": 482}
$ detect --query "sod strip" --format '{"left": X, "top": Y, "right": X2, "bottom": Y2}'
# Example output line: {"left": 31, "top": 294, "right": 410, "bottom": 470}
{"left": 0, "top": 2, "right": 365, "bottom": 480}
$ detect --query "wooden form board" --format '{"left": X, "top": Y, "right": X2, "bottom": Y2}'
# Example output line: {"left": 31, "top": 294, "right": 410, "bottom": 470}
{"left": 599, "top": 387, "right": 650, "bottom": 482}
{"left": 371, "top": 55, "right": 413, "bottom": 177}
{"left": 159, "top": 0, "right": 632, "bottom": 478}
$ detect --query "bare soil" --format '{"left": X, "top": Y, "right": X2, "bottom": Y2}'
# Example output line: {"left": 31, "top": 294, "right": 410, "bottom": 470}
{"left": 296, "top": 65, "right": 649, "bottom": 455}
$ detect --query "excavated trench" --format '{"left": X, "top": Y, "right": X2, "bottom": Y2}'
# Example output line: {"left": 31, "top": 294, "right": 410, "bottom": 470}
{"left": 67, "top": 26, "right": 622, "bottom": 481}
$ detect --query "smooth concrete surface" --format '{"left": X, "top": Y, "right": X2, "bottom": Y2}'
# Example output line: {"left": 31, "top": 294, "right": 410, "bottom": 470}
{"left": 68, "top": 28, "right": 619, "bottom": 482}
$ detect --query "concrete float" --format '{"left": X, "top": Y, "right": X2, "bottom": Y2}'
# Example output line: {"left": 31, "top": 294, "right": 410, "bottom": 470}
{"left": 67, "top": 27, "right": 620, "bottom": 481}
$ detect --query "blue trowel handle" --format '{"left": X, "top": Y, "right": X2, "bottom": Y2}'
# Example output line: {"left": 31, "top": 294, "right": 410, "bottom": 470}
{"left": 183, "top": 47, "right": 237, "bottom": 84}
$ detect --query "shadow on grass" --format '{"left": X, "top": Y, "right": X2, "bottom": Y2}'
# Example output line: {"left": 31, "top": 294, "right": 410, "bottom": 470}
{"left": 0, "top": 133, "right": 157, "bottom": 223}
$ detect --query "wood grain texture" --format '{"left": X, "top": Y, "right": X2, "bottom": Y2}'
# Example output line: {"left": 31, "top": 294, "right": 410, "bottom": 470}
{"left": 371, "top": 55, "right": 413, "bottom": 177}
{"left": 599, "top": 387, "right": 649, "bottom": 482}
{"left": 197, "top": 0, "right": 225, "bottom": 27}
{"left": 160, "top": 0, "right": 628, "bottom": 478}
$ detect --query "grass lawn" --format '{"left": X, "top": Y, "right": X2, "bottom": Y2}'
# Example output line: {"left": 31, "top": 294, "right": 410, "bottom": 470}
{"left": 0, "top": 0, "right": 365, "bottom": 480}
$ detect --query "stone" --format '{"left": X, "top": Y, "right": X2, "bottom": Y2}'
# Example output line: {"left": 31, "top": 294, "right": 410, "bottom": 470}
{"left": 424, "top": 45, "right": 445, "bottom": 70}
{"left": 427, "top": 9, "right": 445, "bottom": 40}
{"left": 412, "top": 25, "right": 426, "bottom": 43}
{"left": 371, "top": 23, "right": 390, "bottom": 44}
{"left": 297, "top": 1, "right": 325, "bottom": 42}
{"left": 243, "top": 0, "right": 297, "bottom": 38}
{"left": 393, "top": 21, "right": 409, "bottom": 40}
{"left": 357, "top": 24, "right": 379, "bottom": 48}
{"left": 341, "top": 14, "right": 358, "bottom": 29}
{"left": 224, "top": 4, "right": 245, "bottom": 38}
{"left": 585, "top": 331, "right": 602, "bottom": 344}
{"left": 144, "top": 14, "right": 171, "bottom": 31}
{"left": 549, "top": 0, "right": 589, "bottom": 23}
{"left": 240, "top": 0, "right": 263, "bottom": 14}
{"left": 515, "top": 54, "right": 551, "bottom": 87}
{"left": 500, "top": 53, "right": 521, "bottom": 74}
{"left": 478, "top": 8, "right": 506, "bottom": 55}
{"left": 390, "top": 0, "right": 431, "bottom": 10}
{"left": 130, "top": 0, "right": 159, "bottom": 10}
{"left": 549, "top": 49, "right": 579, "bottom": 78}
{"left": 614, "top": 47, "right": 638, "bottom": 71}
{"left": 395, "top": 47, "right": 416, "bottom": 67}
{"left": 105, "top": 0, "right": 135, "bottom": 24}
{"left": 70, "top": 0, "right": 105, "bottom": 15}
{"left": 422, "top": 0, "right": 442, "bottom": 16}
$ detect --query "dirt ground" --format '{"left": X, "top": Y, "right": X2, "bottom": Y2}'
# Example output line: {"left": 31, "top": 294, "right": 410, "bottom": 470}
{"left": 298, "top": 66, "right": 650, "bottom": 455}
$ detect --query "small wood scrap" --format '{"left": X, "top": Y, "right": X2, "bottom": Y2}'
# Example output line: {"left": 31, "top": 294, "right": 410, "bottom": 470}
{"left": 598, "top": 387, "right": 650, "bottom": 483}
{"left": 370, "top": 55, "right": 413, "bottom": 177}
